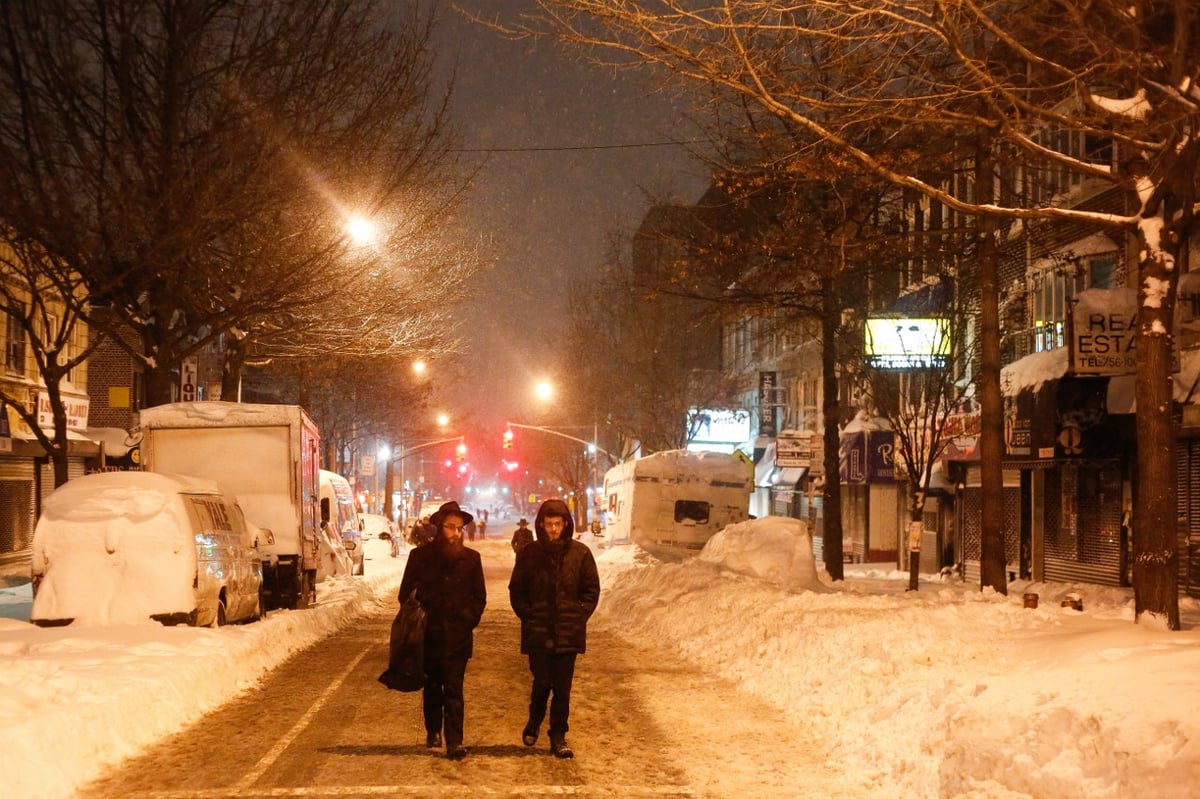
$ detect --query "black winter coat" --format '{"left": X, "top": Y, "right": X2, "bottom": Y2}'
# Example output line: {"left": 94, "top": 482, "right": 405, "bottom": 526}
{"left": 509, "top": 536, "right": 600, "bottom": 655}
{"left": 398, "top": 539, "right": 486, "bottom": 664}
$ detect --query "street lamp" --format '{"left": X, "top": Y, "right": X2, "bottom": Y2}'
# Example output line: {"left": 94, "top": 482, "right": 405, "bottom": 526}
{"left": 386, "top": 413, "right": 453, "bottom": 526}
{"left": 526, "top": 379, "right": 610, "bottom": 528}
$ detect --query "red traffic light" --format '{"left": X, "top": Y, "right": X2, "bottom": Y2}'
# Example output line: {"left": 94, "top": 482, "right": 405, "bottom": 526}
{"left": 503, "top": 426, "right": 514, "bottom": 449}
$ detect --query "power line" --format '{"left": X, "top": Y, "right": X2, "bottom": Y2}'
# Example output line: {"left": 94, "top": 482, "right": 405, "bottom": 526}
{"left": 449, "top": 138, "right": 710, "bottom": 153}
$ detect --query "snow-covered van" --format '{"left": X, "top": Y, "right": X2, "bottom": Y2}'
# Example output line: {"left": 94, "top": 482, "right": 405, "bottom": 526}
{"left": 319, "top": 469, "right": 362, "bottom": 576}
{"left": 135, "top": 402, "right": 321, "bottom": 611}
{"left": 602, "top": 450, "right": 754, "bottom": 557}
{"left": 30, "top": 471, "right": 263, "bottom": 627}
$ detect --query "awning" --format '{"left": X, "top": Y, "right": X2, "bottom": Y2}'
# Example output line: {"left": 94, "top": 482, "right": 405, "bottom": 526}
{"left": 768, "top": 466, "right": 808, "bottom": 491}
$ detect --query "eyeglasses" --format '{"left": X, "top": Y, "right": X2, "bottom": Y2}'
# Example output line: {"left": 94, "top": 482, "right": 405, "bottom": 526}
{"left": 442, "top": 523, "right": 465, "bottom": 532}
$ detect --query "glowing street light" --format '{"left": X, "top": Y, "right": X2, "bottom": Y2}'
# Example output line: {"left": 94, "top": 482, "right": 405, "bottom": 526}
{"left": 534, "top": 379, "right": 554, "bottom": 403}
{"left": 345, "top": 214, "right": 380, "bottom": 246}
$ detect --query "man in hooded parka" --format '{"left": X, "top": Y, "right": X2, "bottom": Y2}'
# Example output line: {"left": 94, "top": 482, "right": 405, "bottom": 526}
{"left": 508, "top": 498, "right": 600, "bottom": 759}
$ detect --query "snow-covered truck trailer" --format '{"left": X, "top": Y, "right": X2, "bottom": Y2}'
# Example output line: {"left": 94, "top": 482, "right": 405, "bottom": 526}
{"left": 135, "top": 402, "right": 322, "bottom": 610}
{"left": 602, "top": 449, "right": 753, "bottom": 556}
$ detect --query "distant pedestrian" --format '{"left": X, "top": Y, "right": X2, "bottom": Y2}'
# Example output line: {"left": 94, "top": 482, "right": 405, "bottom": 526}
{"left": 398, "top": 501, "right": 486, "bottom": 760}
{"left": 410, "top": 516, "right": 436, "bottom": 547}
{"left": 508, "top": 499, "right": 600, "bottom": 759}
{"left": 510, "top": 518, "right": 534, "bottom": 554}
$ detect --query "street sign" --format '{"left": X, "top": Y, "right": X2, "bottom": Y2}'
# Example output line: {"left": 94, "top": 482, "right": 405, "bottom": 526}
{"left": 180, "top": 357, "right": 198, "bottom": 402}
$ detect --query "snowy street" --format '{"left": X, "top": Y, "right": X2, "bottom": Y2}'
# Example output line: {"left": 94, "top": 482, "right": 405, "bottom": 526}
{"left": 70, "top": 539, "right": 841, "bottom": 798}
{"left": 2, "top": 517, "right": 1200, "bottom": 798}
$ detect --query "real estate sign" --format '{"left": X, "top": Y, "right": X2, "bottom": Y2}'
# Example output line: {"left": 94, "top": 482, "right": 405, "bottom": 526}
{"left": 1069, "top": 287, "right": 1136, "bottom": 375}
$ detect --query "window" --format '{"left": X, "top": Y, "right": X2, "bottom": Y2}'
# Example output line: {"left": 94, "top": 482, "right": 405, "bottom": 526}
{"left": 1026, "top": 251, "right": 1119, "bottom": 352}
{"left": 674, "top": 500, "right": 710, "bottom": 525}
{"left": 5, "top": 303, "right": 25, "bottom": 375}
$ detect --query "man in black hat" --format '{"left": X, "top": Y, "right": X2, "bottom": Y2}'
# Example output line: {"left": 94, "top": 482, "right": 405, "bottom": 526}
{"left": 397, "top": 500, "right": 486, "bottom": 760}
{"left": 510, "top": 517, "right": 534, "bottom": 553}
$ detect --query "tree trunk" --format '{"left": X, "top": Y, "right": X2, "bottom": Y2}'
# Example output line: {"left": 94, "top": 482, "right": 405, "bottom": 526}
{"left": 1130, "top": 186, "right": 1186, "bottom": 628}
{"left": 907, "top": 495, "right": 925, "bottom": 591}
{"left": 46, "top": 378, "right": 71, "bottom": 488}
{"left": 222, "top": 336, "right": 244, "bottom": 402}
{"left": 975, "top": 132, "right": 1008, "bottom": 594}
{"left": 821, "top": 275, "right": 845, "bottom": 580}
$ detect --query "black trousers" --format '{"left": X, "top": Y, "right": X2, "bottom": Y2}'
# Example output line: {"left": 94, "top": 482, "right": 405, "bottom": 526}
{"left": 423, "top": 656, "right": 468, "bottom": 748}
{"left": 526, "top": 650, "right": 577, "bottom": 738}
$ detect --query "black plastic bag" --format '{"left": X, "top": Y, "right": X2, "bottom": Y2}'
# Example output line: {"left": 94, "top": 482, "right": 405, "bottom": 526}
{"left": 378, "top": 589, "right": 426, "bottom": 692}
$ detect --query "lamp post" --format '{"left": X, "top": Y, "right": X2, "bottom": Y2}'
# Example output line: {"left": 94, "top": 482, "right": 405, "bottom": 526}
{"left": 506, "top": 421, "right": 613, "bottom": 528}
{"left": 390, "top": 434, "right": 462, "bottom": 527}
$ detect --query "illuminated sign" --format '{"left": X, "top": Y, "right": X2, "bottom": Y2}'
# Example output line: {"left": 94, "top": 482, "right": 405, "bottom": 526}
{"left": 865, "top": 318, "right": 951, "bottom": 368}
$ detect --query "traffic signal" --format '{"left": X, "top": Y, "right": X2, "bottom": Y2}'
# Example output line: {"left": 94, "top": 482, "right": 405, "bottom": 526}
{"left": 456, "top": 441, "right": 467, "bottom": 462}
{"left": 503, "top": 426, "right": 514, "bottom": 449}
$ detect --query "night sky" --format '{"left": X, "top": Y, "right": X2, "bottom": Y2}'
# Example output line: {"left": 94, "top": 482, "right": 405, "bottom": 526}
{"left": 431, "top": 2, "right": 709, "bottom": 432}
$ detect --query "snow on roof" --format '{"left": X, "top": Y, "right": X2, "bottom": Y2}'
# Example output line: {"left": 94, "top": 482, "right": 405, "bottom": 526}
{"left": 84, "top": 427, "right": 134, "bottom": 456}
{"left": 841, "top": 410, "right": 892, "bottom": 434}
{"left": 1001, "top": 347, "right": 1068, "bottom": 396}
{"left": 631, "top": 449, "right": 751, "bottom": 483}
{"left": 138, "top": 401, "right": 307, "bottom": 428}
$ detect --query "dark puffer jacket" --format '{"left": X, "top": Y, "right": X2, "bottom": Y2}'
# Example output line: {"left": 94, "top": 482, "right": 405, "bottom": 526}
{"left": 399, "top": 536, "right": 486, "bottom": 663}
{"left": 508, "top": 499, "right": 601, "bottom": 654}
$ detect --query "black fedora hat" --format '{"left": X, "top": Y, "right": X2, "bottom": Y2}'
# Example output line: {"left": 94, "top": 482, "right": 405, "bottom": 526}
{"left": 430, "top": 501, "right": 473, "bottom": 529}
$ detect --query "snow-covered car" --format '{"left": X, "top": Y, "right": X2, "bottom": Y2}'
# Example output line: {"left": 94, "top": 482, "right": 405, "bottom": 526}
{"left": 319, "top": 470, "right": 363, "bottom": 576}
{"left": 361, "top": 513, "right": 401, "bottom": 559}
{"left": 30, "top": 471, "right": 264, "bottom": 627}
{"left": 361, "top": 513, "right": 395, "bottom": 540}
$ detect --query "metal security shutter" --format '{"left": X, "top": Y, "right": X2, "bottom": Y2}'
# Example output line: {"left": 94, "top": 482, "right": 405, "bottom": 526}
{"left": 0, "top": 457, "right": 36, "bottom": 559}
{"left": 1043, "top": 463, "right": 1122, "bottom": 586}
{"left": 960, "top": 478, "right": 1021, "bottom": 582}
{"left": 1177, "top": 439, "right": 1200, "bottom": 599}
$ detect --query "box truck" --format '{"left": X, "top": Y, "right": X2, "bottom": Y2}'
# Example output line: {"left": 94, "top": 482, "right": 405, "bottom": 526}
{"left": 135, "top": 401, "right": 322, "bottom": 610}
{"left": 602, "top": 449, "right": 754, "bottom": 557}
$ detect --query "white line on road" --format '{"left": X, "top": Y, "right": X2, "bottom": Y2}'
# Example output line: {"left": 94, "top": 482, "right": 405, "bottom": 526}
{"left": 234, "top": 644, "right": 373, "bottom": 791}
{"left": 136, "top": 786, "right": 697, "bottom": 797}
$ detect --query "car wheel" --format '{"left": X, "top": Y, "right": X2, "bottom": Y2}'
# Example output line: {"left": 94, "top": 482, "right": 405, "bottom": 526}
{"left": 212, "top": 595, "right": 228, "bottom": 628}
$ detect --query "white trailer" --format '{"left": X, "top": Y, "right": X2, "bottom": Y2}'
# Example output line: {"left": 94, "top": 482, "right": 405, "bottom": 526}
{"left": 135, "top": 402, "right": 322, "bottom": 610}
{"left": 602, "top": 449, "right": 753, "bottom": 557}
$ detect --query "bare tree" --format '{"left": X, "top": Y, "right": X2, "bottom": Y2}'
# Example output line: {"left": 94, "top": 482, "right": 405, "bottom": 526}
{"left": 0, "top": 238, "right": 103, "bottom": 486}
{"left": 0, "top": 0, "right": 476, "bottom": 409}
{"left": 851, "top": 285, "right": 973, "bottom": 590}
{"left": 564, "top": 223, "right": 734, "bottom": 457}
{"left": 522, "top": 0, "right": 1198, "bottom": 627}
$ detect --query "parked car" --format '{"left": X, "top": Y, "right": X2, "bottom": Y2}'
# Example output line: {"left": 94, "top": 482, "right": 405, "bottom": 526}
{"left": 319, "top": 470, "right": 363, "bottom": 576}
{"left": 360, "top": 513, "right": 401, "bottom": 559}
{"left": 30, "top": 471, "right": 264, "bottom": 627}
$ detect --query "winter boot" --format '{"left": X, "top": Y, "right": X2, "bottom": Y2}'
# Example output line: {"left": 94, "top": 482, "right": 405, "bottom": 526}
{"left": 549, "top": 735, "right": 574, "bottom": 759}
{"left": 425, "top": 731, "right": 442, "bottom": 749}
{"left": 522, "top": 724, "right": 539, "bottom": 747}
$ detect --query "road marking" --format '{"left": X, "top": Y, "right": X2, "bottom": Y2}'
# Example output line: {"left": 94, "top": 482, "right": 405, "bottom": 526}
{"left": 235, "top": 644, "right": 373, "bottom": 791}
{"left": 136, "top": 786, "right": 697, "bottom": 797}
